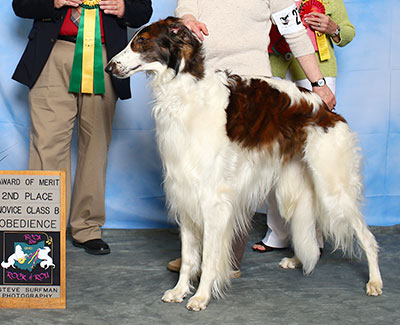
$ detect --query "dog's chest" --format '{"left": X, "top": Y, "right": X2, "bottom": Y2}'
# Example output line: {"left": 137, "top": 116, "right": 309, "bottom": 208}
{"left": 155, "top": 110, "right": 228, "bottom": 172}
{"left": 153, "top": 81, "right": 232, "bottom": 182}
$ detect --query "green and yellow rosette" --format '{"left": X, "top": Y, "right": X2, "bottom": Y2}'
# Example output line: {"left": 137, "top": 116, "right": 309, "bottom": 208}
{"left": 299, "top": 0, "right": 331, "bottom": 62}
{"left": 69, "top": 0, "right": 105, "bottom": 94}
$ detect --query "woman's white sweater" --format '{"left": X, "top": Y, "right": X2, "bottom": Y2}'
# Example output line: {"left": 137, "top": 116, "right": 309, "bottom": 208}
{"left": 176, "top": 0, "right": 314, "bottom": 77}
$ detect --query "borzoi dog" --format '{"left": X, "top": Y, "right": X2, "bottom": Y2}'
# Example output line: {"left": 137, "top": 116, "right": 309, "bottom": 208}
{"left": 106, "top": 17, "right": 383, "bottom": 311}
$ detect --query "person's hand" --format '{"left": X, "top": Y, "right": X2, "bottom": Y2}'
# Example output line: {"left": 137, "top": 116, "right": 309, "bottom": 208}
{"left": 100, "top": 0, "right": 125, "bottom": 18}
{"left": 181, "top": 14, "right": 208, "bottom": 41}
{"left": 304, "top": 12, "right": 339, "bottom": 37}
{"left": 313, "top": 85, "right": 336, "bottom": 111}
{"left": 54, "top": 0, "right": 82, "bottom": 9}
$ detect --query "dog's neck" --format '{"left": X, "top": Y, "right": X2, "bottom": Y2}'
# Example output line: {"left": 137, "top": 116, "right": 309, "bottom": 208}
{"left": 179, "top": 44, "right": 205, "bottom": 81}
{"left": 150, "top": 49, "right": 205, "bottom": 88}
{"left": 167, "top": 31, "right": 205, "bottom": 81}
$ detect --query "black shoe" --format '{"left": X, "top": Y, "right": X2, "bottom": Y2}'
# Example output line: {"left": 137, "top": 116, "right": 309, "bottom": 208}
{"left": 72, "top": 239, "right": 111, "bottom": 255}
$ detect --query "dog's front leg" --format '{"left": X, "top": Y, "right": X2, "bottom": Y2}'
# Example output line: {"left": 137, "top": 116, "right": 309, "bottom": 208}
{"left": 162, "top": 218, "right": 201, "bottom": 303}
{"left": 186, "top": 205, "right": 233, "bottom": 311}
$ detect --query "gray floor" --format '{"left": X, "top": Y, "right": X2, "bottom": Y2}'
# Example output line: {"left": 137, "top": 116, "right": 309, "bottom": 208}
{"left": 2, "top": 213, "right": 400, "bottom": 325}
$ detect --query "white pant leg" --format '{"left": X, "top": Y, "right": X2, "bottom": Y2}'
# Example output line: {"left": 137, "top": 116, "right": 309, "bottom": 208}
{"left": 262, "top": 192, "right": 290, "bottom": 248}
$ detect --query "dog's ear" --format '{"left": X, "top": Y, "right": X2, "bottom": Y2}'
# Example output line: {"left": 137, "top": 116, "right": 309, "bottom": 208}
{"left": 169, "top": 22, "right": 194, "bottom": 44}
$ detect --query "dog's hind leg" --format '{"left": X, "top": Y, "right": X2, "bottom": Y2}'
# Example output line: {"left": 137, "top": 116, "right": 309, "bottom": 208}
{"left": 305, "top": 122, "right": 383, "bottom": 295}
{"left": 186, "top": 201, "right": 234, "bottom": 311}
{"left": 275, "top": 162, "right": 320, "bottom": 274}
{"left": 162, "top": 217, "right": 201, "bottom": 303}
{"left": 351, "top": 218, "right": 383, "bottom": 296}
{"left": 314, "top": 184, "right": 383, "bottom": 295}
{"left": 314, "top": 178, "right": 382, "bottom": 295}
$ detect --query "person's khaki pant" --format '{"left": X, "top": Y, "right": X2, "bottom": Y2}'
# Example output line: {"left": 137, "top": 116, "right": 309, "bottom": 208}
{"left": 28, "top": 40, "right": 117, "bottom": 243}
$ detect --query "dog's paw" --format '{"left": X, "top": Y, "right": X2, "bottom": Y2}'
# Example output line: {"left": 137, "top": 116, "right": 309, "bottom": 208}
{"left": 186, "top": 295, "right": 210, "bottom": 312}
{"left": 366, "top": 280, "right": 383, "bottom": 296}
{"left": 162, "top": 288, "right": 187, "bottom": 303}
{"left": 279, "top": 257, "right": 302, "bottom": 269}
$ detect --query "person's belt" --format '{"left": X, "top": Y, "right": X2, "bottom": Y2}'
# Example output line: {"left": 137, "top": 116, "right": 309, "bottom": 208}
{"left": 57, "top": 35, "right": 77, "bottom": 43}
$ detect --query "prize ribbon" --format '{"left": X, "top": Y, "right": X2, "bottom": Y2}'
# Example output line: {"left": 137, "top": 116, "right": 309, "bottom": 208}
{"left": 69, "top": 0, "right": 105, "bottom": 94}
{"left": 299, "top": 0, "right": 331, "bottom": 61}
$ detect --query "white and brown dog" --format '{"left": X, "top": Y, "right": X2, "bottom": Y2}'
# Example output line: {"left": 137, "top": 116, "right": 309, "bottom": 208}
{"left": 106, "top": 17, "right": 383, "bottom": 311}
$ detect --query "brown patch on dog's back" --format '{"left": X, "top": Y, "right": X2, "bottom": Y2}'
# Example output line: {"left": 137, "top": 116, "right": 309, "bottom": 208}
{"left": 225, "top": 75, "right": 345, "bottom": 160}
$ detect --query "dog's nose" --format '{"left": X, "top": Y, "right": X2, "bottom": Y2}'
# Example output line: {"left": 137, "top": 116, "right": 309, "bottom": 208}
{"left": 105, "top": 62, "right": 115, "bottom": 75}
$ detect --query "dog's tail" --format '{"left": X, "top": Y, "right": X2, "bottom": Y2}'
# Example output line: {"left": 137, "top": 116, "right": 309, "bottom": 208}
{"left": 305, "top": 121, "right": 378, "bottom": 258}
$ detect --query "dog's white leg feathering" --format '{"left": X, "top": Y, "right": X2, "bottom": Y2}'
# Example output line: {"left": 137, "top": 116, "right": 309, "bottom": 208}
{"left": 186, "top": 201, "right": 233, "bottom": 311}
{"left": 162, "top": 217, "right": 201, "bottom": 303}
{"left": 351, "top": 218, "right": 383, "bottom": 296}
{"left": 305, "top": 122, "right": 383, "bottom": 295}
{"left": 276, "top": 162, "right": 320, "bottom": 273}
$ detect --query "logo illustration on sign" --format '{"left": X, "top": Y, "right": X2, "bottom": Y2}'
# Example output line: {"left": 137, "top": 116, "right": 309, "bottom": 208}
{"left": 1, "top": 234, "right": 55, "bottom": 271}
{"left": 1, "top": 232, "right": 58, "bottom": 285}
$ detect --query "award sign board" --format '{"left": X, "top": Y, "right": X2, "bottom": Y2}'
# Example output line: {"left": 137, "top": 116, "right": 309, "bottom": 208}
{"left": 0, "top": 171, "right": 66, "bottom": 309}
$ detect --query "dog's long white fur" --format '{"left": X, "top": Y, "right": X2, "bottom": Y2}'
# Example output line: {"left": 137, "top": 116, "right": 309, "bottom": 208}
{"left": 108, "top": 30, "right": 383, "bottom": 311}
{"left": 154, "top": 70, "right": 382, "bottom": 309}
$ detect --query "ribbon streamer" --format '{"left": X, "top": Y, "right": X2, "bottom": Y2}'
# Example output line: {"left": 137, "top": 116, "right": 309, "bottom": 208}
{"left": 69, "top": 4, "right": 105, "bottom": 94}
{"left": 315, "top": 31, "right": 331, "bottom": 61}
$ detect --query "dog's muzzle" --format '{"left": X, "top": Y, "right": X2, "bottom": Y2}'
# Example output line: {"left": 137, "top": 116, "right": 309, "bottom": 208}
{"left": 105, "top": 60, "right": 141, "bottom": 79}
{"left": 105, "top": 61, "right": 117, "bottom": 76}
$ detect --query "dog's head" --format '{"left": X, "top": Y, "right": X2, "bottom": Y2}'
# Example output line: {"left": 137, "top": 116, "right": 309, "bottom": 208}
{"left": 105, "top": 17, "right": 205, "bottom": 80}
